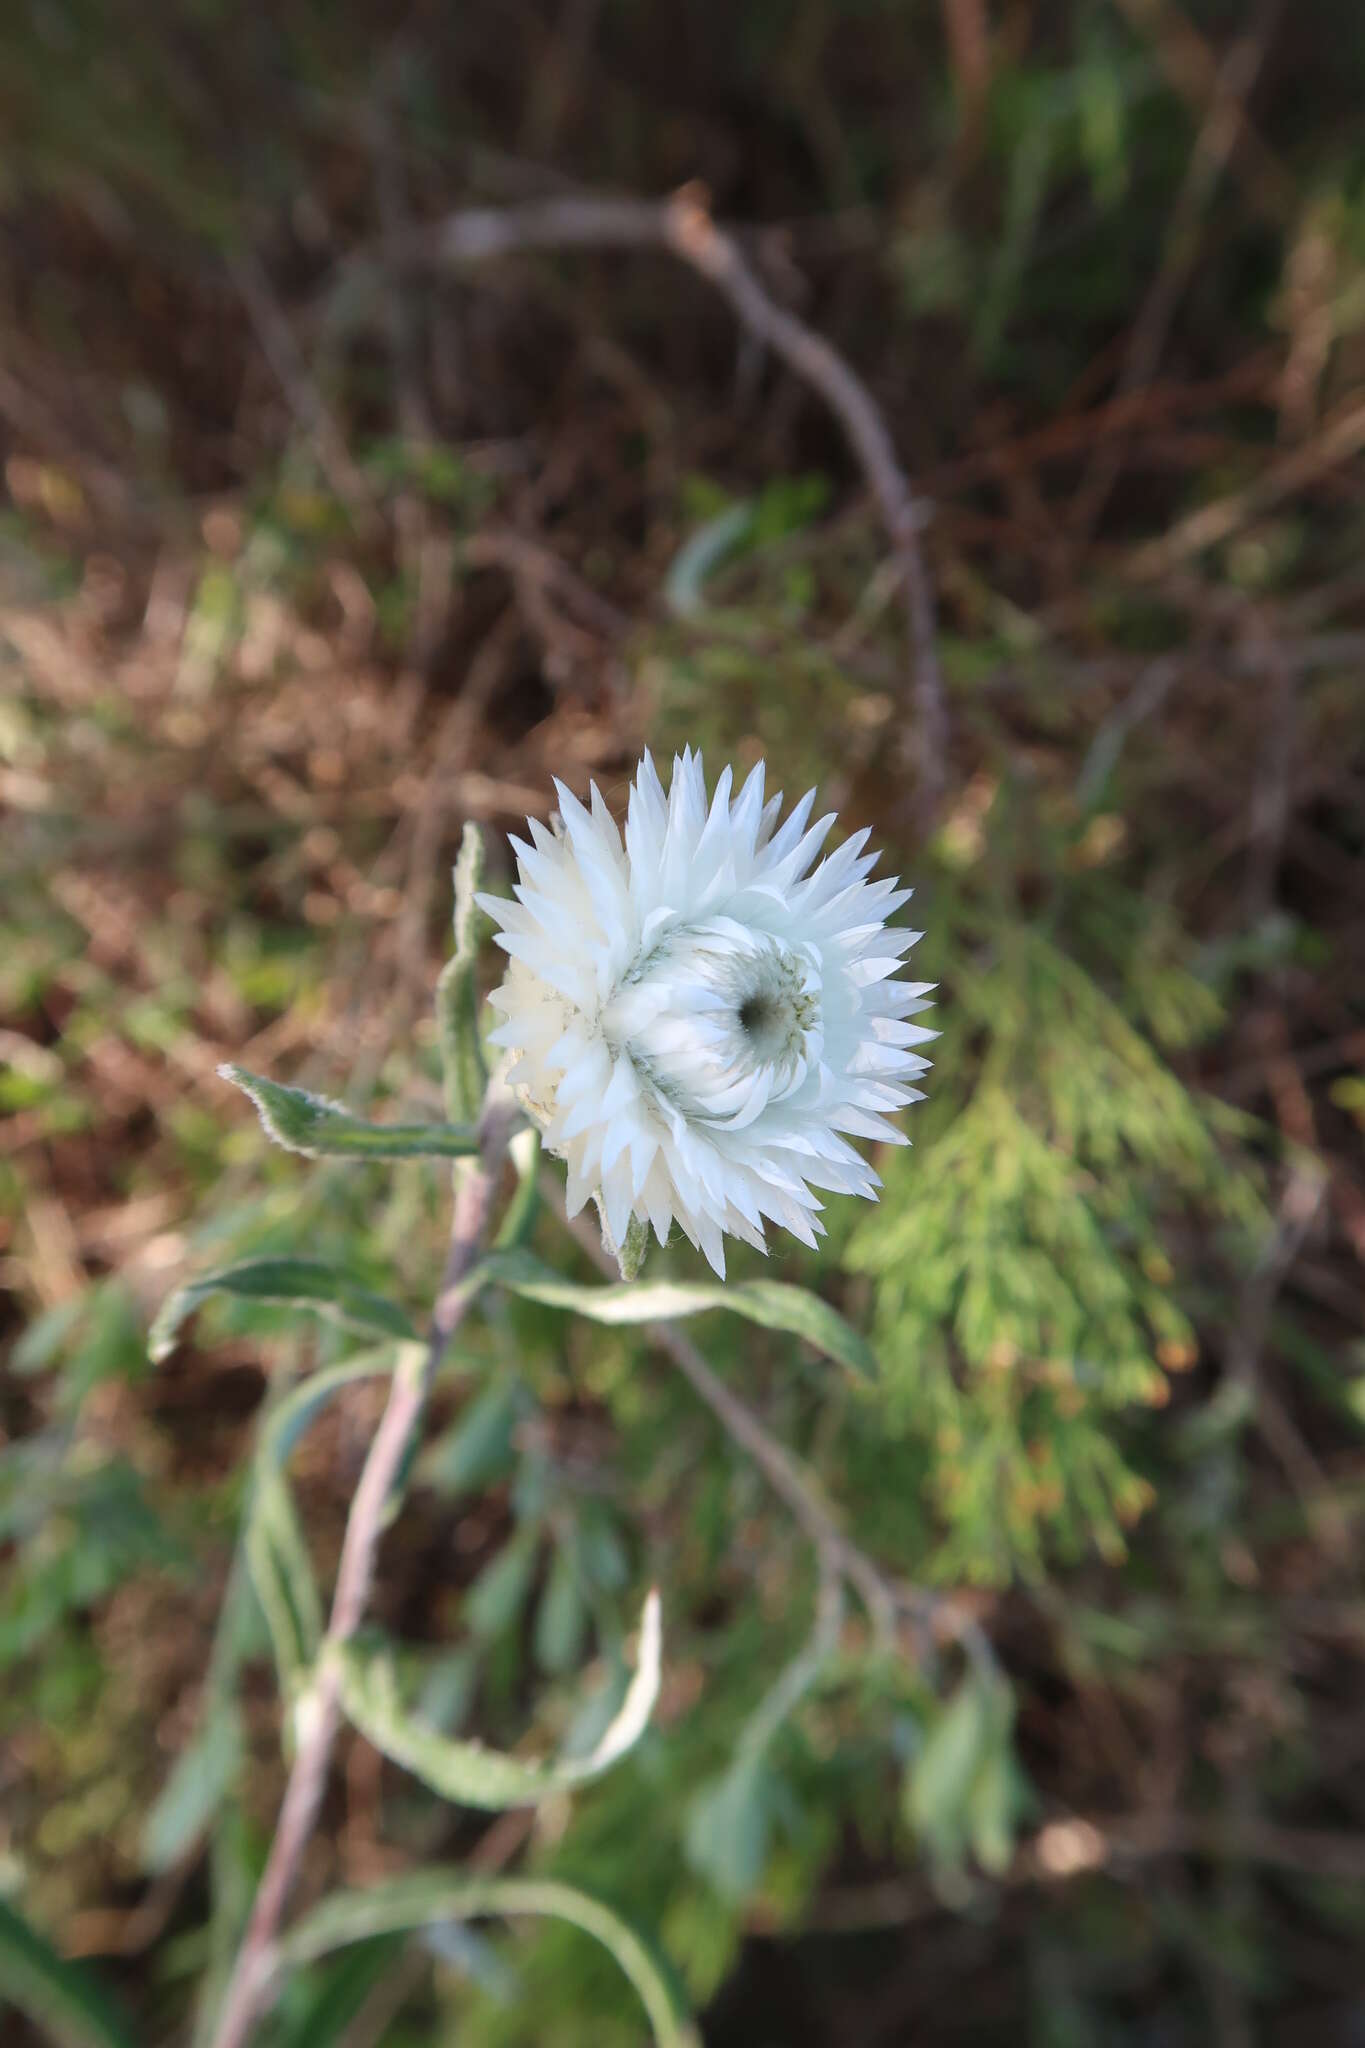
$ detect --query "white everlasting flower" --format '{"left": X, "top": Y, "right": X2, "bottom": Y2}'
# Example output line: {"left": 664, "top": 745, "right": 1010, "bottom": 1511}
{"left": 479, "top": 749, "right": 933, "bottom": 1277}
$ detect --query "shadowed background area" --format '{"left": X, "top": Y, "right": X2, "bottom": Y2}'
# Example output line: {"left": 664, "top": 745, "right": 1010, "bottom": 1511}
{"left": 2, "top": 2, "right": 1365, "bottom": 2043}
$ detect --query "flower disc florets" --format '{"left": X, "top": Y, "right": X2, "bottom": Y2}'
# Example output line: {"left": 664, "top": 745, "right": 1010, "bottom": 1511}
{"left": 479, "top": 749, "right": 933, "bottom": 1276}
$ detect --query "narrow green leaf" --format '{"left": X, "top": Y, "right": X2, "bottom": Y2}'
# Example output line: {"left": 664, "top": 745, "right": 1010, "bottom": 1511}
{"left": 271, "top": 1936, "right": 405, "bottom": 2048}
{"left": 245, "top": 1351, "right": 410, "bottom": 1702}
{"left": 904, "top": 1668, "right": 1017, "bottom": 1869}
{"left": 11, "top": 1297, "right": 84, "bottom": 1375}
{"left": 435, "top": 822, "right": 489, "bottom": 1124}
{"left": 150, "top": 1259, "right": 417, "bottom": 1363}
{"left": 534, "top": 1543, "right": 589, "bottom": 1676}
{"left": 141, "top": 1705, "right": 243, "bottom": 1874}
{"left": 614, "top": 1212, "right": 649, "bottom": 1282}
{"left": 484, "top": 1250, "right": 877, "bottom": 1383}
{"left": 419, "top": 1375, "right": 525, "bottom": 1498}
{"left": 332, "top": 1590, "right": 661, "bottom": 1809}
{"left": 0, "top": 1897, "right": 139, "bottom": 2048}
{"left": 904, "top": 1682, "right": 987, "bottom": 1858}
{"left": 245, "top": 1477, "right": 323, "bottom": 1696}
{"left": 258, "top": 1349, "right": 414, "bottom": 1474}
{"left": 279, "top": 1871, "right": 697, "bottom": 2048}
{"left": 664, "top": 500, "right": 756, "bottom": 617}
{"left": 192, "top": 1805, "right": 256, "bottom": 2048}
{"left": 464, "top": 1524, "right": 541, "bottom": 1642}
{"left": 684, "top": 1759, "right": 778, "bottom": 1902}
{"left": 966, "top": 1743, "right": 1020, "bottom": 1876}
{"left": 220, "top": 1065, "right": 480, "bottom": 1160}
{"left": 493, "top": 1126, "right": 541, "bottom": 1250}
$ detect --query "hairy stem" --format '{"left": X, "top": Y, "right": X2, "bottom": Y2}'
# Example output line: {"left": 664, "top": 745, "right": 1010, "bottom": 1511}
{"left": 206, "top": 1114, "right": 510, "bottom": 2048}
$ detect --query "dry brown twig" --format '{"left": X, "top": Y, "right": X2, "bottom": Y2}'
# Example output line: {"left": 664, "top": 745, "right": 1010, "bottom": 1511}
{"left": 1124, "top": 392, "right": 1365, "bottom": 585}
{"left": 230, "top": 248, "right": 379, "bottom": 529}
{"left": 366, "top": 52, "right": 458, "bottom": 680}
{"left": 381, "top": 184, "right": 947, "bottom": 823}
{"left": 1070, "top": 0, "right": 1284, "bottom": 545}
{"left": 794, "top": 1806, "right": 1365, "bottom": 1934}
{"left": 1109, "top": 0, "right": 1295, "bottom": 226}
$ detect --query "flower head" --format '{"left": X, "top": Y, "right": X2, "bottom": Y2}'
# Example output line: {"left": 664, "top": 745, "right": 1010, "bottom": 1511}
{"left": 479, "top": 749, "right": 932, "bottom": 1276}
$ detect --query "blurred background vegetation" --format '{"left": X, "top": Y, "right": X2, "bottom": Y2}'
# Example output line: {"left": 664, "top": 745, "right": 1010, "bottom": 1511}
{"left": 2, "top": 0, "right": 1364, "bottom": 2041}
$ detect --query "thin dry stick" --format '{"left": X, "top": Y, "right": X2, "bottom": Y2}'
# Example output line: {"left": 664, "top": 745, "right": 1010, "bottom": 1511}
{"left": 794, "top": 1807, "right": 1365, "bottom": 1932}
{"left": 1075, "top": 654, "right": 1184, "bottom": 805}
{"left": 230, "top": 248, "right": 378, "bottom": 528}
{"left": 206, "top": 1112, "right": 512, "bottom": 2048}
{"left": 1109, "top": 0, "right": 1294, "bottom": 226}
{"left": 400, "top": 186, "right": 946, "bottom": 820}
{"left": 1226, "top": 1166, "right": 1341, "bottom": 1552}
{"left": 1126, "top": 393, "right": 1365, "bottom": 584}
{"left": 1071, "top": 0, "right": 1282, "bottom": 544}
{"left": 367, "top": 54, "right": 456, "bottom": 680}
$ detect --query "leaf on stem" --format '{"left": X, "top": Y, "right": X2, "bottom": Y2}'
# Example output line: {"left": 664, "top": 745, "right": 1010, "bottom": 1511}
{"left": 903, "top": 1664, "right": 1024, "bottom": 1873}
{"left": 150, "top": 1259, "right": 417, "bottom": 1363}
{"left": 245, "top": 1350, "right": 413, "bottom": 1702}
{"left": 493, "top": 1125, "right": 541, "bottom": 1250}
{"left": 141, "top": 1706, "right": 244, "bottom": 1875}
{"left": 332, "top": 1589, "right": 662, "bottom": 1809}
{"left": 435, "top": 822, "right": 490, "bottom": 1124}
{"left": 483, "top": 1249, "right": 878, "bottom": 1383}
{"left": 220, "top": 1065, "right": 480, "bottom": 1160}
{"left": 279, "top": 1871, "right": 697, "bottom": 2048}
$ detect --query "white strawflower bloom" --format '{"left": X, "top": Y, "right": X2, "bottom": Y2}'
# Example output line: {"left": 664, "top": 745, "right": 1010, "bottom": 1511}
{"left": 479, "top": 749, "right": 933, "bottom": 1277}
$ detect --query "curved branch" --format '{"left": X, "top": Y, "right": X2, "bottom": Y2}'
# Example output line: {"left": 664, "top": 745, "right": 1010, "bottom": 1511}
{"left": 376, "top": 186, "right": 947, "bottom": 819}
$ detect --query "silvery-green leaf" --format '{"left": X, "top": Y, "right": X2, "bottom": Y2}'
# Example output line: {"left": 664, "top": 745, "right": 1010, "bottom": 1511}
{"left": 419, "top": 1374, "right": 526, "bottom": 1498}
{"left": 435, "top": 822, "right": 490, "bottom": 1124}
{"left": 331, "top": 1590, "right": 661, "bottom": 1809}
{"left": 615, "top": 1212, "right": 649, "bottom": 1281}
{"left": 150, "top": 1259, "right": 417, "bottom": 1363}
{"left": 493, "top": 1125, "right": 541, "bottom": 1249}
{"left": 903, "top": 1667, "right": 1017, "bottom": 1869}
{"left": 484, "top": 1249, "right": 877, "bottom": 1383}
{"left": 664, "top": 500, "right": 756, "bottom": 617}
{"left": 684, "top": 1759, "right": 778, "bottom": 1902}
{"left": 245, "top": 1351, "right": 411, "bottom": 1701}
{"left": 220, "top": 1064, "right": 480, "bottom": 1160}
{"left": 246, "top": 1475, "right": 322, "bottom": 1697}
{"left": 463, "top": 1524, "right": 540, "bottom": 1642}
{"left": 141, "top": 1705, "right": 243, "bottom": 1875}
{"left": 533, "top": 1543, "right": 589, "bottom": 1676}
{"left": 279, "top": 1871, "right": 697, "bottom": 2048}
{"left": 420, "top": 1920, "right": 520, "bottom": 2002}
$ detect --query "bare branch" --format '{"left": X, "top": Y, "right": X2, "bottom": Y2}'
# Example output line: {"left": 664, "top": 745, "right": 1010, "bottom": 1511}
{"left": 230, "top": 248, "right": 378, "bottom": 528}
{"left": 390, "top": 186, "right": 946, "bottom": 822}
{"left": 1071, "top": 0, "right": 1284, "bottom": 543}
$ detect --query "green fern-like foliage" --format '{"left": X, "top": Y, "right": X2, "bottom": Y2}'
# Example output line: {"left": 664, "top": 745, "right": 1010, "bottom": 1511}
{"left": 850, "top": 927, "right": 1263, "bottom": 1581}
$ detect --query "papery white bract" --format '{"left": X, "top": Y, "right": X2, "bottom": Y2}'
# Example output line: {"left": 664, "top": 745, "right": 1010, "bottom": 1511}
{"left": 478, "top": 750, "right": 933, "bottom": 1277}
